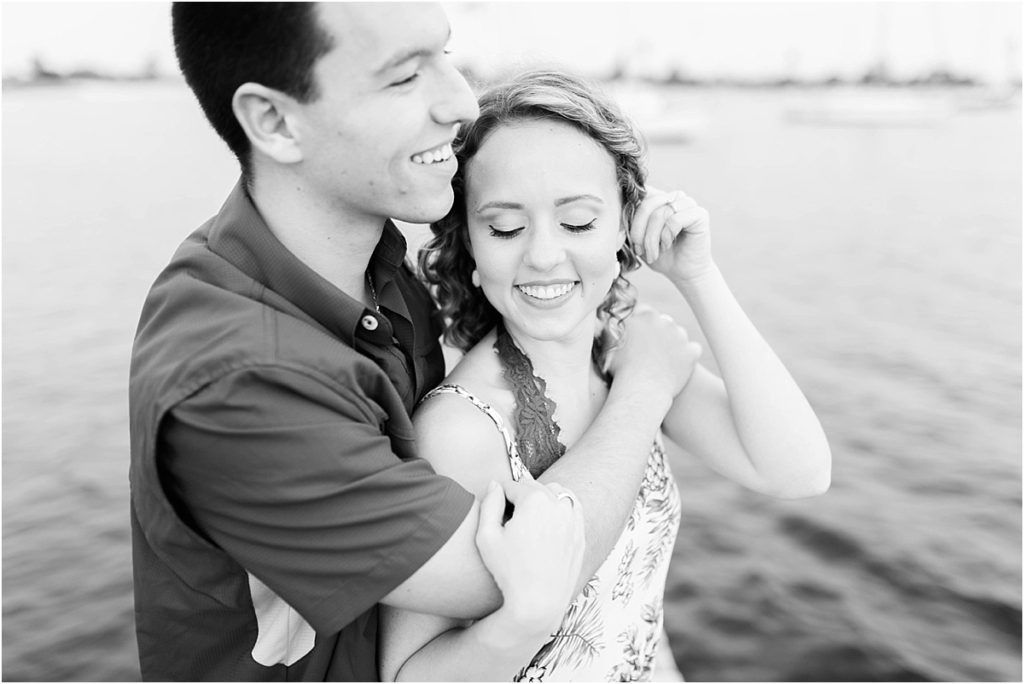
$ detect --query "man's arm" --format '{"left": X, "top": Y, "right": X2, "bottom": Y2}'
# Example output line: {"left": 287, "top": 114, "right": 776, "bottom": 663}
{"left": 376, "top": 309, "right": 701, "bottom": 680}
{"left": 380, "top": 477, "right": 586, "bottom": 682}
{"left": 383, "top": 308, "right": 701, "bottom": 609}
{"left": 534, "top": 307, "right": 701, "bottom": 590}
{"left": 163, "top": 318, "right": 697, "bottom": 626}
{"left": 159, "top": 365, "right": 501, "bottom": 625}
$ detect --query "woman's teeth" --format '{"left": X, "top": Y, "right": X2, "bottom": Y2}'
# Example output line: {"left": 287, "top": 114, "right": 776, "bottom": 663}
{"left": 412, "top": 143, "right": 454, "bottom": 165}
{"left": 516, "top": 283, "right": 576, "bottom": 300}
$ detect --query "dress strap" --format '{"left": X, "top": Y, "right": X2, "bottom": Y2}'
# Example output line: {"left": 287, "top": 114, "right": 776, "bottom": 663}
{"left": 419, "top": 384, "right": 529, "bottom": 482}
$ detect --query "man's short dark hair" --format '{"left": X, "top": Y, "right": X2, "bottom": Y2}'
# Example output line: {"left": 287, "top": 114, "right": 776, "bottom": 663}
{"left": 171, "top": 2, "right": 335, "bottom": 177}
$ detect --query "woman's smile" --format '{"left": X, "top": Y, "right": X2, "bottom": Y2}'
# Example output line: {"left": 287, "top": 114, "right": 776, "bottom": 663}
{"left": 514, "top": 281, "right": 579, "bottom": 302}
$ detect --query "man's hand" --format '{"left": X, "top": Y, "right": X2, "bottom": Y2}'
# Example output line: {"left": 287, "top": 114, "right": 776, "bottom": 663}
{"left": 607, "top": 306, "right": 702, "bottom": 410}
{"left": 475, "top": 475, "right": 585, "bottom": 637}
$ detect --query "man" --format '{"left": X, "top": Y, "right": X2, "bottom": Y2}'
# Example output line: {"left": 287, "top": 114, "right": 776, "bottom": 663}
{"left": 130, "top": 3, "right": 699, "bottom": 680}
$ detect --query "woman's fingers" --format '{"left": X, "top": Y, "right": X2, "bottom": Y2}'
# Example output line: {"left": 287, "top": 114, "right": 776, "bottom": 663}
{"left": 650, "top": 203, "right": 708, "bottom": 263}
{"left": 629, "top": 186, "right": 672, "bottom": 255}
{"left": 646, "top": 207, "right": 689, "bottom": 262}
{"left": 632, "top": 189, "right": 697, "bottom": 262}
{"left": 475, "top": 480, "right": 506, "bottom": 552}
{"left": 643, "top": 203, "right": 674, "bottom": 262}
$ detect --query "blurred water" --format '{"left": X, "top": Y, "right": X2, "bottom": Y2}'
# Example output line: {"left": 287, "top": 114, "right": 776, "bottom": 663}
{"left": 2, "top": 81, "right": 1020, "bottom": 681}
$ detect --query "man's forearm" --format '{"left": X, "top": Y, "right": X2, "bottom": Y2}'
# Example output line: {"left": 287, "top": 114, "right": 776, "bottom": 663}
{"left": 538, "top": 379, "right": 671, "bottom": 591}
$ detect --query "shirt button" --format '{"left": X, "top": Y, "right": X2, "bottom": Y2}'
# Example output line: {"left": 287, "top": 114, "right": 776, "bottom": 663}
{"left": 361, "top": 315, "right": 379, "bottom": 331}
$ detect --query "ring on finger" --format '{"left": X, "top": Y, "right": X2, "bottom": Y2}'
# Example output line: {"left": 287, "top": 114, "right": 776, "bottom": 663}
{"left": 556, "top": 490, "right": 580, "bottom": 509}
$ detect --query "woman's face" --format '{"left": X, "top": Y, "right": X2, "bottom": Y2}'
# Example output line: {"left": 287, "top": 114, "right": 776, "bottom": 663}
{"left": 464, "top": 119, "right": 625, "bottom": 345}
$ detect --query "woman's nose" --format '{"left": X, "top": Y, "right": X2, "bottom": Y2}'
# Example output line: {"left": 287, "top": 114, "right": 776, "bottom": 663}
{"left": 523, "top": 225, "right": 566, "bottom": 272}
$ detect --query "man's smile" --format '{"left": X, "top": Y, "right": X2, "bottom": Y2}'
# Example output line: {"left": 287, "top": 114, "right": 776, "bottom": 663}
{"left": 412, "top": 142, "right": 454, "bottom": 165}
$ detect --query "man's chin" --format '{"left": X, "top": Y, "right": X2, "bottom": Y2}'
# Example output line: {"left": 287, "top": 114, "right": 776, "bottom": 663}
{"left": 394, "top": 190, "right": 455, "bottom": 225}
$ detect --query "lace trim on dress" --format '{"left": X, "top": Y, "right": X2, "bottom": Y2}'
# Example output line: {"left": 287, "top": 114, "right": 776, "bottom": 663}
{"left": 493, "top": 321, "right": 567, "bottom": 478}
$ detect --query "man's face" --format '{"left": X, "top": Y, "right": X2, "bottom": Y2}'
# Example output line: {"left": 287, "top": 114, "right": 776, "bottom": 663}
{"left": 294, "top": 3, "right": 479, "bottom": 228}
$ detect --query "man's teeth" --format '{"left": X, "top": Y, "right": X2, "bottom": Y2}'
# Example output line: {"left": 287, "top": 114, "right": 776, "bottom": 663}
{"left": 412, "top": 143, "right": 453, "bottom": 165}
{"left": 516, "top": 283, "right": 576, "bottom": 300}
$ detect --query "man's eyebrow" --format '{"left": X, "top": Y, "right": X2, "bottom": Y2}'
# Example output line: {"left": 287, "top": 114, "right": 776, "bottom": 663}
{"left": 374, "top": 26, "right": 452, "bottom": 76}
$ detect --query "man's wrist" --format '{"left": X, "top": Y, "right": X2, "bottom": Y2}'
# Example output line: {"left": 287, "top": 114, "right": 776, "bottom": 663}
{"left": 607, "top": 367, "right": 674, "bottom": 419}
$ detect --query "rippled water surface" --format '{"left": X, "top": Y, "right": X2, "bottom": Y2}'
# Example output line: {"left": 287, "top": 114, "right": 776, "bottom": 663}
{"left": 3, "top": 82, "right": 1020, "bottom": 681}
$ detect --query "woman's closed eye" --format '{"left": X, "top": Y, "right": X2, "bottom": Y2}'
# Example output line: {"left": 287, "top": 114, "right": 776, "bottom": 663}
{"left": 562, "top": 219, "right": 597, "bottom": 233}
{"left": 488, "top": 220, "right": 596, "bottom": 238}
{"left": 488, "top": 225, "right": 525, "bottom": 239}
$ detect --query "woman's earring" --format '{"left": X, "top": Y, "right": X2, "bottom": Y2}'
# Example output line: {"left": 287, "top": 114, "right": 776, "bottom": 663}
{"left": 471, "top": 269, "right": 481, "bottom": 288}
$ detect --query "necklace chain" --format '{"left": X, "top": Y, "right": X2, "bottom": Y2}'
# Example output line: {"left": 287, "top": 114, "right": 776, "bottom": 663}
{"left": 365, "top": 271, "right": 381, "bottom": 313}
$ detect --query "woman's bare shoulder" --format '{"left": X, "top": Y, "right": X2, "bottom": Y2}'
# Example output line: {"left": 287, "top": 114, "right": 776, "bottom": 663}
{"left": 415, "top": 337, "right": 516, "bottom": 496}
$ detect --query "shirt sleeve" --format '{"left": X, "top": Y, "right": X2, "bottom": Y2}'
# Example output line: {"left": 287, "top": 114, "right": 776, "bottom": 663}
{"left": 158, "top": 364, "right": 475, "bottom": 634}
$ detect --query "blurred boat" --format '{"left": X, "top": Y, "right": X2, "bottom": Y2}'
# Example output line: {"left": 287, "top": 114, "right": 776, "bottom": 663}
{"left": 784, "top": 91, "right": 952, "bottom": 127}
{"left": 607, "top": 83, "right": 705, "bottom": 143}
{"left": 637, "top": 114, "right": 705, "bottom": 144}
{"left": 951, "top": 86, "right": 1021, "bottom": 111}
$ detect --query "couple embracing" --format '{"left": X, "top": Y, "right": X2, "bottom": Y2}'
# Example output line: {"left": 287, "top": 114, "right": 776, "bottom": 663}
{"left": 129, "top": 3, "right": 830, "bottom": 681}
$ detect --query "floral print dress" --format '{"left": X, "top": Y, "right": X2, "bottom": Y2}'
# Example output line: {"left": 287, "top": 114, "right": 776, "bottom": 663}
{"left": 421, "top": 384, "right": 682, "bottom": 682}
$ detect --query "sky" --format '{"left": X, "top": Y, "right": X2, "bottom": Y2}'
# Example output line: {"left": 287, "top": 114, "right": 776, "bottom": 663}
{"left": 1, "top": 1, "right": 1021, "bottom": 84}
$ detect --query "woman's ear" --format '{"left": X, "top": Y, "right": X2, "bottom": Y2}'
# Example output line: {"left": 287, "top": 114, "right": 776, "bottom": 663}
{"left": 232, "top": 83, "right": 303, "bottom": 165}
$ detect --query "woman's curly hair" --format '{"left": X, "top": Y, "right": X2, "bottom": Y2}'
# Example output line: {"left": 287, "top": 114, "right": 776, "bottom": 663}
{"left": 418, "top": 69, "right": 647, "bottom": 371}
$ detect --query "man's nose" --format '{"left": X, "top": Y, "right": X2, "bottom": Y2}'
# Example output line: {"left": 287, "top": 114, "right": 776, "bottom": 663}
{"left": 431, "top": 61, "right": 480, "bottom": 126}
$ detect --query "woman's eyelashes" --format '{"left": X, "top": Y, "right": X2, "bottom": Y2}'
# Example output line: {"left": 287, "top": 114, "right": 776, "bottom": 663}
{"left": 487, "top": 219, "right": 597, "bottom": 239}
{"left": 488, "top": 225, "right": 525, "bottom": 239}
{"left": 562, "top": 219, "right": 597, "bottom": 233}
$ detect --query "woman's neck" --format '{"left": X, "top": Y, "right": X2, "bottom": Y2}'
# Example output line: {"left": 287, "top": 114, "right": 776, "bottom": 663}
{"left": 501, "top": 320, "right": 607, "bottom": 444}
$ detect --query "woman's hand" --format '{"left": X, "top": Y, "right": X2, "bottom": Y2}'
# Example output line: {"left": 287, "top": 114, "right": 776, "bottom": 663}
{"left": 629, "top": 187, "right": 715, "bottom": 285}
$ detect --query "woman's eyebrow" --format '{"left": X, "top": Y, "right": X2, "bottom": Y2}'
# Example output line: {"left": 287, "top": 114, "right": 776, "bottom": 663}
{"left": 475, "top": 201, "right": 523, "bottom": 213}
{"left": 476, "top": 195, "right": 604, "bottom": 213}
{"left": 555, "top": 194, "right": 604, "bottom": 206}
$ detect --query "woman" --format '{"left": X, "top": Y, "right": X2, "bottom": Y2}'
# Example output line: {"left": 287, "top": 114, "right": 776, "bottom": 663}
{"left": 379, "top": 70, "right": 831, "bottom": 682}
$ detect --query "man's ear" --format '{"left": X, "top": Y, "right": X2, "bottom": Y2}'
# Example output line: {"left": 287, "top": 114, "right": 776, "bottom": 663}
{"left": 232, "top": 83, "right": 303, "bottom": 164}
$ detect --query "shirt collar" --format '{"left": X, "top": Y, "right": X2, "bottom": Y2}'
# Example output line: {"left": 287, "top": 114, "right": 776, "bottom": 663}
{"left": 206, "top": 179, "right": 407, "bottom": 346}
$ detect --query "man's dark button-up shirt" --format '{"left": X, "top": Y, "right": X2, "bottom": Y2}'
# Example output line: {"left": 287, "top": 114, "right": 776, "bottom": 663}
{"left": 128, "top": 180, "right": 473, "bottom": 681}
